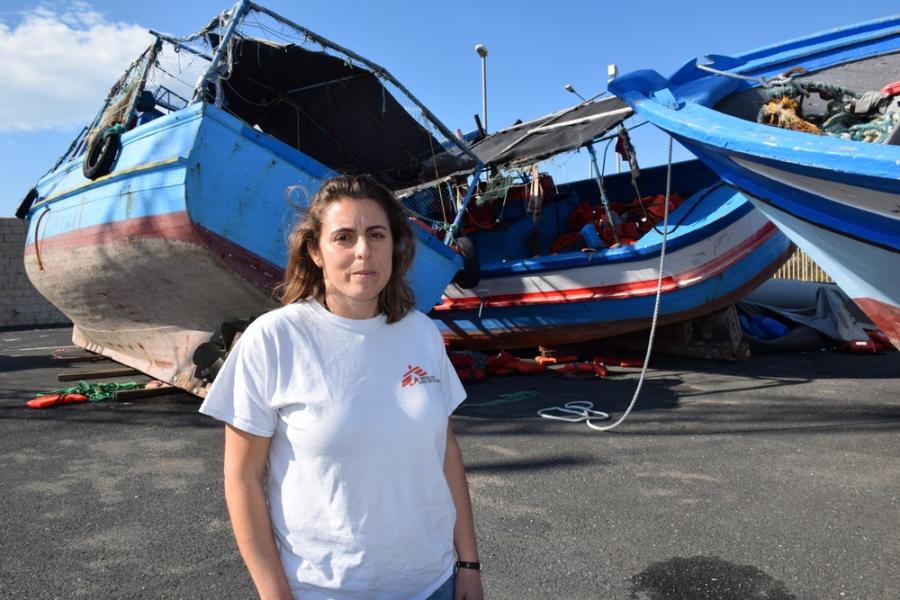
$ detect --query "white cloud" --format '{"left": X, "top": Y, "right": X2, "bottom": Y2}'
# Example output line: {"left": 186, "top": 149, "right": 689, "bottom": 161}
{"left": 0, "top": 3, "right": 152, "bottom": 132}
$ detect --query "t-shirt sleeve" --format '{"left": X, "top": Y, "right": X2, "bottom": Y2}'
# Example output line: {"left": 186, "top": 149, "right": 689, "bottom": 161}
{"left": 433, "top": 324, "right": 466, "bottom": 415}
{"left": 198, "top": 323, "right": 277, "bottom": 437}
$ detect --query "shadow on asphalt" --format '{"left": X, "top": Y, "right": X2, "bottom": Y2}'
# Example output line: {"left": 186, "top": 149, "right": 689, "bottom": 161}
{"left": 465, "top": 454, "right": 601, "bottom": 474}
{"left": 631, "top": 555, "right": 798, "bottom": 600}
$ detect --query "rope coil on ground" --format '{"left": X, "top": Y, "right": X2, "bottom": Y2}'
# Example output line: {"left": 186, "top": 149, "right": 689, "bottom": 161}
{"left": 537, "top": 401, "right": 610, "bottom": 423}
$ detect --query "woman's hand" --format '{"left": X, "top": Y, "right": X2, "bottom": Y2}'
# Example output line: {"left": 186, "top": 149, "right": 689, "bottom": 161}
{"left": 454, "top": 568, "right": 484, "bottom": 599}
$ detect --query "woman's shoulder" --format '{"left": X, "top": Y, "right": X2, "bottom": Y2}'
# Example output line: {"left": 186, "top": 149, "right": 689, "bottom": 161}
{"left": 395, "top": 309, "right": 441, "bottom": 337}
{"left": 241, "top": 301, "right": 313, "bottom": 341}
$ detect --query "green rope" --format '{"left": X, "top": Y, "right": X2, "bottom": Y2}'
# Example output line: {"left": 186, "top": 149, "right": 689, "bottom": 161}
{"left": 465, "top": 390, "right": 544, "bottom": 408}
{"left": 38, "top": 381, "right": 144, "bottom": 402}
{"left": 842, "top": 110, "right": 899, "bottom": 143}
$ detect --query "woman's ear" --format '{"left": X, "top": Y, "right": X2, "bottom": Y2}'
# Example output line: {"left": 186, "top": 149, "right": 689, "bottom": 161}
{"left": 309, "top": 243, "right": 322, "bottom": 268}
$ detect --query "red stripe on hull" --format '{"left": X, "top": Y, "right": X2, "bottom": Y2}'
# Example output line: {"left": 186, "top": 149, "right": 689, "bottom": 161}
{"left": 438, "top": 248, "right": 792, "bottom": 350}
{"left": 25, "top": 212, "right": 284, "bottom": 290}
{"left": 852, "top": 297, "right": 900, "bottom": 350}
{"left": 435, "top": 222, "right": 779, "bottom": 312}
{"left": 25, "top": 212, "right": 201, "bottom": 251}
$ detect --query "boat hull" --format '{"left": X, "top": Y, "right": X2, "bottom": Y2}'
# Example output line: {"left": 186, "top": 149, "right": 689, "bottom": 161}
{"left": 432, "top": 184, "right": 792, "bottom": 350}
{"left": 747, "top": 195, "right": 900, "bottom": 347}
{"left": 26, "top": 211, "right": 280, "bottom": 391}
{"left": 24, "top": 103, "right": 462, "bottom": 394}
{"left": 610, "top": 17, "right": 900, "bottom": 348}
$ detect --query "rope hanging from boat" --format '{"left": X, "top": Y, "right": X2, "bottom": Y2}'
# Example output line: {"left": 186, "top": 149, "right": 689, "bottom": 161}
{"left": 33, "top": 207, "right": 51, "bottom": 272}
{"left": 539, "top": 135, "right": 675, "bottom": 432}
{"left": 587, "top": 134, "right": 673, "bottom": 432}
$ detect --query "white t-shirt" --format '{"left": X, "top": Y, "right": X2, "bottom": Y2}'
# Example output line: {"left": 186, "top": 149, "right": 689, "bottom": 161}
{"left": 199, "top": 299, "right": 466, "bottom": 600}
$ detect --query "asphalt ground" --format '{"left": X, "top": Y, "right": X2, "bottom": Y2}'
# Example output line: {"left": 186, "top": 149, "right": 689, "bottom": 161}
{"left": 1, "top": 326, "right": 898, "bottom": 600}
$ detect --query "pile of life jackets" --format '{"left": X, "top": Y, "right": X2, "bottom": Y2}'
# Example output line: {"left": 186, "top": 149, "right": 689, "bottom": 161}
{"left": 448, "top": 349, "right": 645, "bottom": 382}
{"left": 551, "top": 192, "right": 683, "bottom": 254}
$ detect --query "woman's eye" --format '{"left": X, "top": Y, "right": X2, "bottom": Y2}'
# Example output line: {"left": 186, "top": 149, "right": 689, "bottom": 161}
{"left": 370, "top": 231, "right": 386, "bottom": 240}
{"left": 334, "top": 233, "right": 353, "bottom": 243}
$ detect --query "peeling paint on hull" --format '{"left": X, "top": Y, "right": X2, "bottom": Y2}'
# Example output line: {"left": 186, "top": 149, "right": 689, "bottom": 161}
{"left": 25, "top": 212, "right": 279, "bottom": 395}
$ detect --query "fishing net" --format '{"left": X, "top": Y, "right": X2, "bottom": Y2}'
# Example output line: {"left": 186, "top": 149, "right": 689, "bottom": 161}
{"left": 758, "top": 80, "right": 900, "bottom": 143}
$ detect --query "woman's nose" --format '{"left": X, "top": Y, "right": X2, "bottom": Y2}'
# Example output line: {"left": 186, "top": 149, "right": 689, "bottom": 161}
{"left": 355, "top": 237, "right": 370, "bottom": 258}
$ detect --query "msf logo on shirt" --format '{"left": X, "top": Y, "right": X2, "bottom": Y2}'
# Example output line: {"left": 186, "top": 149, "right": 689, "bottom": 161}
{"left": 401, "top": 365, "right": 439, "bottom": 387}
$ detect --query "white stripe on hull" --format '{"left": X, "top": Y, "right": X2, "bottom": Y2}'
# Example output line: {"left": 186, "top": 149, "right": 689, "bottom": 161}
{"left": 749, "top": 198, "right": 900, "bottom": 308}
{"left": 444, "top": 208, "right": 772, "bottom": 299}
{"left": 732, "top": 156, "right": 900, "bottom": 221}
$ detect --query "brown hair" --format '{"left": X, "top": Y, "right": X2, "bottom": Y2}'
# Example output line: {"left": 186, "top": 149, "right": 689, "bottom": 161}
{"left": 277, "top": 174, "right": 417, "bottom": 323}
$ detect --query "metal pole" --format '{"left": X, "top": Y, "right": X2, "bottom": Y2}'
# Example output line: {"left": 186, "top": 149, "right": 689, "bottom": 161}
{"left": 585, "top": 143, "right": 621, "bottom": 246}
{"left": 481, "top": 57, "right": 488, "bottom": 132}
{"left": 446, "top": 162, "right": 485, "bottom": 246}
{"left": 191, "top": 0, "right": 251, "bottom": 105}
{"left": 607, "top": 64, "right": 621, "bottom": 174}
{"left": 475, "top": 44, "right": 488, "bottom": 133}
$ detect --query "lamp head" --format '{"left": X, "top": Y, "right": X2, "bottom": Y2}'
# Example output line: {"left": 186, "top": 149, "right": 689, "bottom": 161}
{"left": 475, "top": 44, "right": 488, "bottom": 58}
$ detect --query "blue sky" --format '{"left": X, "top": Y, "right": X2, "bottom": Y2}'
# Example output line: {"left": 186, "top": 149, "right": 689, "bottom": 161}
{"left": 1, "top": 0, "right": 897, "bottom": 217}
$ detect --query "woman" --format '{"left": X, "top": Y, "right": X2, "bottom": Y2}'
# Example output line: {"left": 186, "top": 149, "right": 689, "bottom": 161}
{"left": 200, "top": 174, "right": 483, "bottom": 600}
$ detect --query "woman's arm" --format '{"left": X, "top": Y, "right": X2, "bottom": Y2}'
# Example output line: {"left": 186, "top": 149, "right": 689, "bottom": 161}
{"left": 444, "top": 421, "right": 484, "bottom": 600}
{"left": 223, "top": 424, "right": 293, "bottom": 600}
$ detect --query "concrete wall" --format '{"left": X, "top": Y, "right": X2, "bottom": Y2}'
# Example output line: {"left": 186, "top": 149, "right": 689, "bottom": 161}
{"left": 0, "top": 218, "right": 70, "bottom": 328}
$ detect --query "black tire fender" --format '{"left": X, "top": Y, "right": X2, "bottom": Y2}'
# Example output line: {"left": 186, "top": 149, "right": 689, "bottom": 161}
{"left": 15, "top": 187, "right": 38, "bottom": 219}
{"left": 82, "top": 126, "right": 122, "bottom": 180}
{"left": 452, "top": 236, "right": 480, "bottom": 289}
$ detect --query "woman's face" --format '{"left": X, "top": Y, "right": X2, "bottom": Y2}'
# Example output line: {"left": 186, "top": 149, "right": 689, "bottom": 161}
{"left": 311, "top": 197, "right": 394, "bottom": 319}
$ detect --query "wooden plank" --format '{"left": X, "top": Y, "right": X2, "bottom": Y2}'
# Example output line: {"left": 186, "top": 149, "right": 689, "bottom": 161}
{"left": 58, "top": 367, "right": 141, "bottom": 381}
{"left": 53, "top": 354, "right": 109, "bottom": 365}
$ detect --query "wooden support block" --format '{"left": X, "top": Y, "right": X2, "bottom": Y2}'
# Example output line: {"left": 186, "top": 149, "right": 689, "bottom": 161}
{"left": 113, "top": 385, "right": 175, "bottom": 401}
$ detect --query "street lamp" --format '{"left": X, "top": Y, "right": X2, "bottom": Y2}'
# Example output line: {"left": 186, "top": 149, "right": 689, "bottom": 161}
{"left": 475, "top": 43, "right": 488, "bottom": 132}
{"left": 564, "top": 84, "right": 587, "bottom": 102}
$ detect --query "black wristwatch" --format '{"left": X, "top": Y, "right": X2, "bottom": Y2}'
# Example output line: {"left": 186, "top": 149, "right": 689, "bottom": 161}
{"left": 455, "top": 560, "right": 482, "bottom": 571}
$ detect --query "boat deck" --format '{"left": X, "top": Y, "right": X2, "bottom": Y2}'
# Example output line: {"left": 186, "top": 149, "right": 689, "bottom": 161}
{"left": 2, "top": 325, "right": 899, "bottom": 598}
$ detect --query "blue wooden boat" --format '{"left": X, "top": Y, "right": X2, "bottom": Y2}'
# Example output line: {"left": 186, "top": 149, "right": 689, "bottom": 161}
{"left": 610, "top": 17, "right": 900, "bottom": 348}
{"left": 15, "top": 1, "right": 477, "bottom": 394}
{"left": 414, "top": 99, "right": 793, "bottom": 350}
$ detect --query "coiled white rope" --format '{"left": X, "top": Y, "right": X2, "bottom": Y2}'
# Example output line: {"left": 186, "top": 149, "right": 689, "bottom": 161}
{"left": 539, "top": 136, "right": 674, "bottom": 432}
{"left": 537, "top": 401, "right": 610, "bottom": 422}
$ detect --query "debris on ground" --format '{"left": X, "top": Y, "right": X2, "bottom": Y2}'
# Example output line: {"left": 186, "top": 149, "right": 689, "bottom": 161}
{"left": 25, "top": 381, "right": 144, "bottom": 409}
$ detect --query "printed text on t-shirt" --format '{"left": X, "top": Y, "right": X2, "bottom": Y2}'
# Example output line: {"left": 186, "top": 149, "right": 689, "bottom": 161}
{"left": 401, "top": 365, "right": 440, "bottom": 387}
